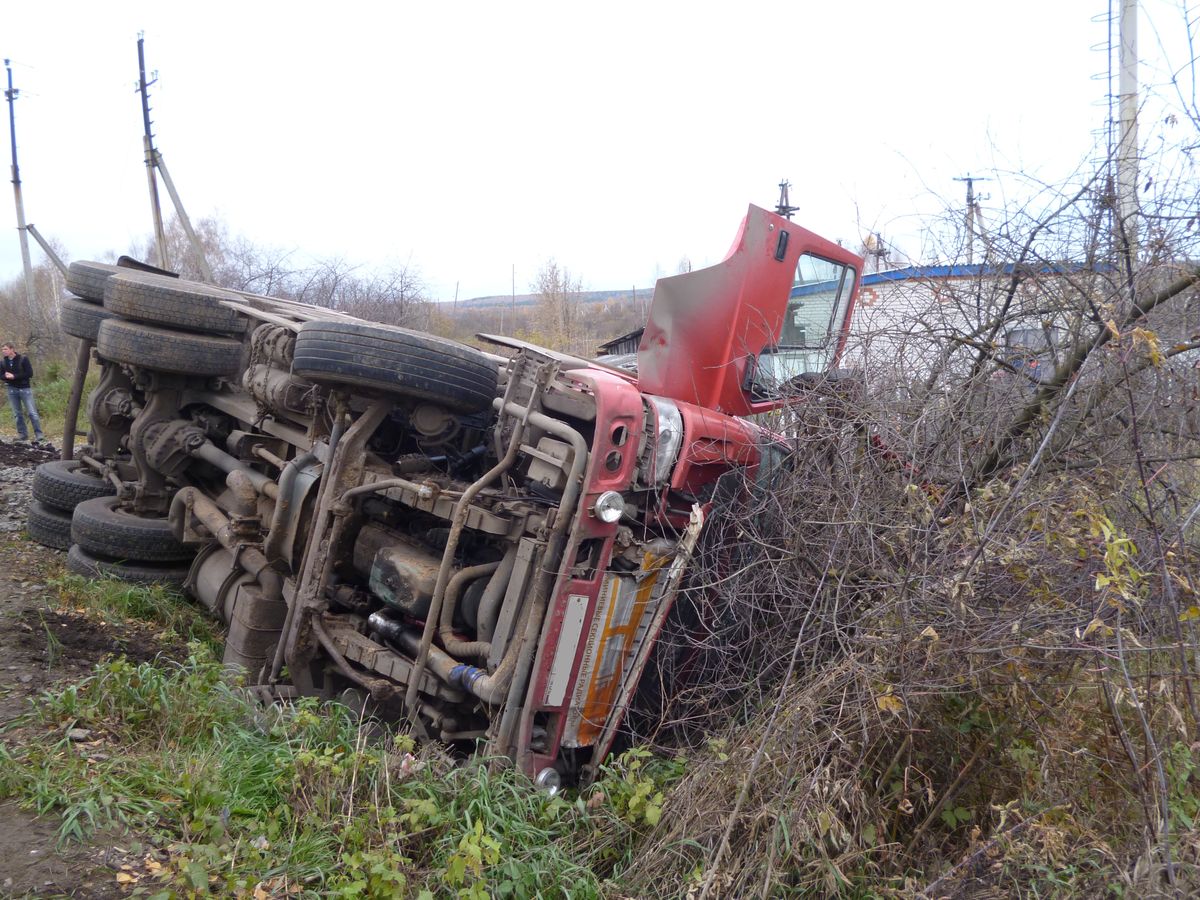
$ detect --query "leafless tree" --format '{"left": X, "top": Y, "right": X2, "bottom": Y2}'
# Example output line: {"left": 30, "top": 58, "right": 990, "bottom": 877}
{"left": 532, "top": 258, "right": 583, "bottom": 353}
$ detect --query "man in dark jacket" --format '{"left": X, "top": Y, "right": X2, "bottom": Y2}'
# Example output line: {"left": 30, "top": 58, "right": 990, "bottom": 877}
{"left": 1, "top": 343, "right": 44, "bottom": 443}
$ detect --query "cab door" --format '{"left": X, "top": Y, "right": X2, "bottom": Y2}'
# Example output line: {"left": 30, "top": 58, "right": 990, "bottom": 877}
{"left": 636, "top": 204, "right": 861, "bottom": 416}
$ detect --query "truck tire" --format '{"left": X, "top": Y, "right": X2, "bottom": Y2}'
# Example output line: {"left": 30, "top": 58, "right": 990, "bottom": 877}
{"left": 32, "top": 460, "right": 116, "bottom": 512}
{"left": 104, "top": 272, "right": 248, "bottom": 335}
{"left": 292, "top": 320, "right": 498, "bottom": 413}
{"left": 66, "top": 544, "right": 190, "bottom": 589}
{"left": 71, "top": 496, "right": 194, "bottom": 563}
{"left": 60, "top": 297, "right": 120, "bottom": 343}
{"left": 66, "top": 261, "right": 127, "bottom": 304}
{"left": 97, "top": 319, "right": 243, "bottom": 377}
{"left": 27, "top": 502, "right": 73, "bottom": 550}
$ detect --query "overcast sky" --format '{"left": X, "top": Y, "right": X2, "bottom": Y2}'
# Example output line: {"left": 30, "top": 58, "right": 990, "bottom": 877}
{"left": 2, "top": 2, "right": 1195, "bottom": 302}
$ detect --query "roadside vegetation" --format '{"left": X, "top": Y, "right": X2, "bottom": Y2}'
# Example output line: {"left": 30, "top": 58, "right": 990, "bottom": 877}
{"left": 0, "top": 612, "right": 678, "bottom": 897}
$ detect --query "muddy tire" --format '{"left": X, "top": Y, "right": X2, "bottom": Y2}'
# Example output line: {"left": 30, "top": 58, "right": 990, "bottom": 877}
{"left": 66, "top": 261, "right": 128, "bottom": 303}
{"left": 104, "top": 272, "right": 248, "bottom": 335}
{"left": 292, "top": 320, "right": 498, "bottom": 413}
{"left": 27, "top": 501, "right": 73, "bottom": 550}
{"left": 32, "top": 460, "right": 116, "bottom": 512}
{"left": 66, "top": 543, "right": 190, "bottom": 589}
{"left": 71, "top": 496, "right": 194, "bottom": 563}
{"left": 97, "top": 319, "right": 243, "bottom": 377}
{"left": 59, "top": 296, "right": 120, "bottom": 343}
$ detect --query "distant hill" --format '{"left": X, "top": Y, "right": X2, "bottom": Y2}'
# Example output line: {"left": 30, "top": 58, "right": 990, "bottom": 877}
{"left": 451, "top": 288, "right": 652, "bottom": 310}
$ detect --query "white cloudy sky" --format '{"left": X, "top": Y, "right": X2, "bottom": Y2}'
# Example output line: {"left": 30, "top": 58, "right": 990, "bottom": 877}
{"left": 1, "top": 2, "right": 1196, "bottom": 301}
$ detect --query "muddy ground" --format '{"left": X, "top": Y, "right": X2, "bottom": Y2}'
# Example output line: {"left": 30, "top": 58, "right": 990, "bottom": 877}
{"left": 0, "top": 441, "right": 170, "bottom": 898}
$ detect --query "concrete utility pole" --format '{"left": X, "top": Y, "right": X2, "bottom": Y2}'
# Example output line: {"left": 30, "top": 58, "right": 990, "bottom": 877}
{"left": 136, "top": 36, "right": 170, "bottom": 270}
{"left": 135, "top": 36, "right": 214, "bottom": 282}
{"left": 954, "top": 173, "right": 991, "bottom": 265}
{"left": 1116, "top": 0, "right": 1139, "bottom": 255}
{"left": 5, "top": 60, "right": 40, "bottom": 339}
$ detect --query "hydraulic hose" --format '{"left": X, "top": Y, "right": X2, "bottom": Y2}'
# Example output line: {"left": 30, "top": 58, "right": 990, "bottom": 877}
{"left": 475, "top": 545, "right": 518, "bottom": 643}
{"left": 262, "top": 449, "right": 318, "bottom": 570}
{"left": 438, "top": 561, "right": 502, "bottom": 659}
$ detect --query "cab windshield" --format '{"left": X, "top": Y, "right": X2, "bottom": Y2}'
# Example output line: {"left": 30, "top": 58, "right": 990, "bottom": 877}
{"left": 752, "top": 253, "right": 856, "bottom": 394}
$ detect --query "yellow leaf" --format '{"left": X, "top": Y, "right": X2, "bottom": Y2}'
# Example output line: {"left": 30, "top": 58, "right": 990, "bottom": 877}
{"left": 1179, "top": 606, "right": 1200, "bottom": 623}
{"left": 919, "top": 625, "right": 939, "bottom": 641}
{"left": 876, "top": 694, "right": 904, "bottom": 713}
{"left": 1081, "top": 617, "right": 1112, "bottom": 638}
{"left": 1106, "top": 319, "right": 1120, "bottom": 338}
{"left": 1132, "top": 327, "right": 1163, "bottom": 366}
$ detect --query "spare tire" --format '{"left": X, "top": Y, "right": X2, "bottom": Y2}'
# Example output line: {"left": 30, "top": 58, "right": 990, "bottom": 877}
{"left": 97, "top": 319, "right": 243, "bottom": 377}
{"left": 104, "top": 271, "right": 248, "bottom": 335}
{"left": 60, "top": 297, "right": 120, "bottom": 343}
{"left": 66, "top": 261, "right": 128, "bottom": 303}
{"left": 32, "top": 460, "right": 116, "bottom": 512}
{"left": 292, "top": 320, "right": 498, "bottom": 413}
{"left": 66, "top": 544, "right": 191, "bottom": 589}
{"left": 72, "top": 496, "right": 194, "bottom": 563}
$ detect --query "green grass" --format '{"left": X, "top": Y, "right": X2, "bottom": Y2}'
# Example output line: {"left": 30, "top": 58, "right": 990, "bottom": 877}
{"left": 52, "top": 572, "right": 221, "bottom": 652}
{"left": 0, "top": 646, "right": 665, "bottom": 898}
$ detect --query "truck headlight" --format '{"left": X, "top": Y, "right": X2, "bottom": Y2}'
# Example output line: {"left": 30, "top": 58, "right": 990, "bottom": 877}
{"left": 648, "top": 396, "right": 683, "bottom": 486}
{"left": 592, "top": 490, "right": 625, "bottom": 523}
{"left": 535, "top": 767, "right": 562, "bottom": 795}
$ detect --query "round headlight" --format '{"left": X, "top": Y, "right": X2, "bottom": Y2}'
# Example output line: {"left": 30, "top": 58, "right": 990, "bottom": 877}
{"left": 535, "top": 767, "right": 562, "bottom": 795}
{"left": 592, "top": 490, "right": 625, "bottom": 524}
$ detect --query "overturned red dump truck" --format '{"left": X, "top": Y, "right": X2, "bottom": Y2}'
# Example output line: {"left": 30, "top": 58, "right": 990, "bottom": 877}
{"left": 27, "top": 204, "right": 860, "bottom": 786}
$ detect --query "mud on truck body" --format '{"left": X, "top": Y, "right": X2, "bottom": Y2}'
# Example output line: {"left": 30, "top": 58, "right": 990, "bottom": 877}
{"left": 28, "top": 204, "right": 860, "bottom": 786}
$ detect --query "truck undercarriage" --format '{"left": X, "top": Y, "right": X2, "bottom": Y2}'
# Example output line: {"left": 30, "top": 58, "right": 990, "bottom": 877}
{"left": 27, "top": 205, "right": 862, "bottom": 785}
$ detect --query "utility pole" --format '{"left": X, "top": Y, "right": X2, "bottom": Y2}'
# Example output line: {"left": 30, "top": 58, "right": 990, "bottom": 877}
{"left": 136, "top": 35, "right": 170, "bottom": 270}
{"left": 135, "top": 36, "right": 214, "bottom": 282}
{"left": 953, "top": 173, "right": 991, "bottom": 264}
{"left": 866, "top": 232, "right": 888, "bottom": 273}
{"left": 775, "top": 179, "right": 798, "bottom": 220}
{"left": 1116, "top": 0, "right": 1138, "bottom": 256}
{"left": 5, "top": 60, "right": 40, "bottom": 341}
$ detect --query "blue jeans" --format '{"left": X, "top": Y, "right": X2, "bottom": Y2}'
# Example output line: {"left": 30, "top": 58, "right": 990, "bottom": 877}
{"left": 7, "top": 387, "right": 43, "bottom": 440}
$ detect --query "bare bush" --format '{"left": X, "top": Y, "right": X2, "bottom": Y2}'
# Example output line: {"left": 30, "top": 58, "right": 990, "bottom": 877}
{"left": 616, "top": 139, "right": 1200, "bottom": 896}
{"left": 132, "top": 215, "right": 431, "bottom": 329}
